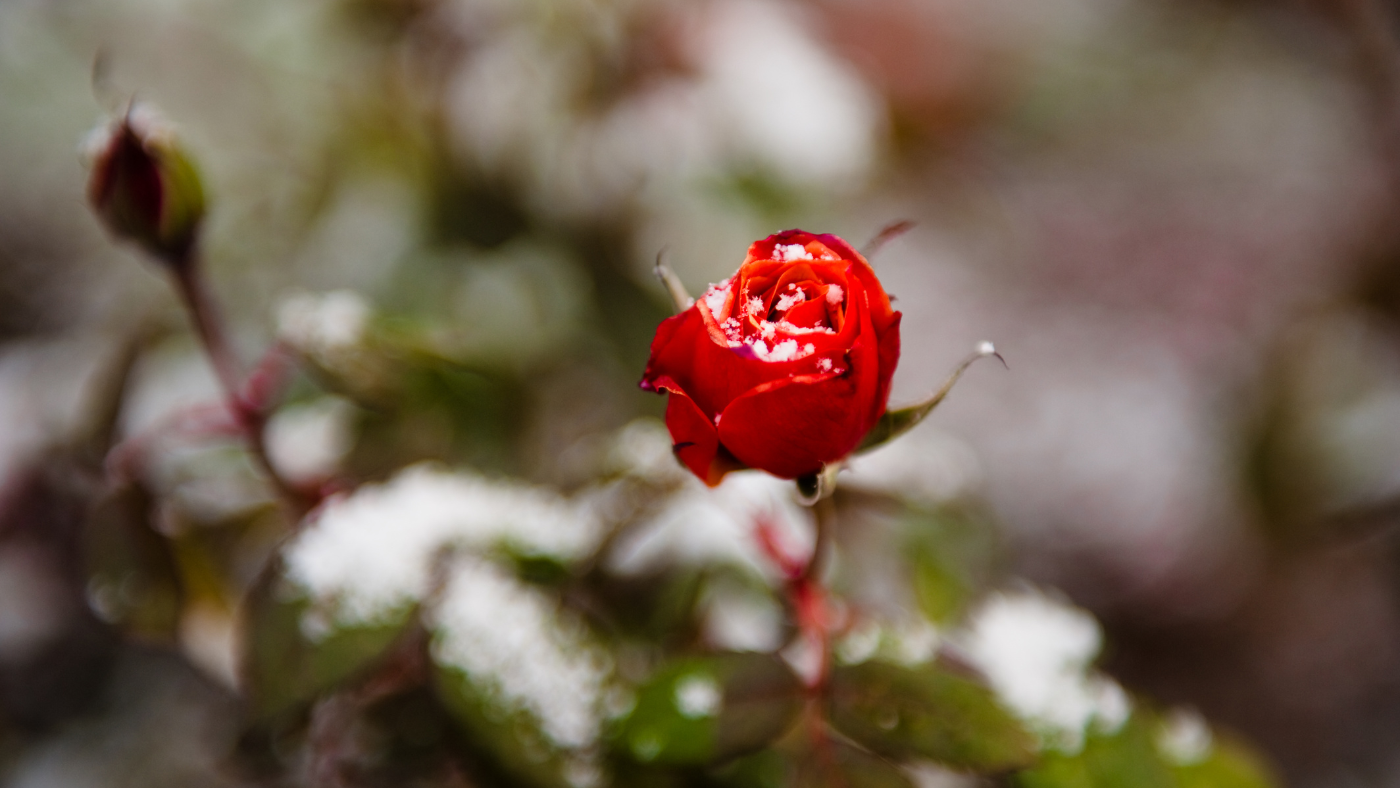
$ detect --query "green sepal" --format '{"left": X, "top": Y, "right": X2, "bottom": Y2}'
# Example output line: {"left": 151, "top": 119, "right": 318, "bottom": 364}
{"left": 856, "top": 343, "right": 1003, "bottom": 455}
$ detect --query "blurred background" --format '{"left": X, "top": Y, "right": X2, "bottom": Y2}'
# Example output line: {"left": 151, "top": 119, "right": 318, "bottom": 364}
{"left": 4, "top": 0, "right": 1400, "bottom": 785}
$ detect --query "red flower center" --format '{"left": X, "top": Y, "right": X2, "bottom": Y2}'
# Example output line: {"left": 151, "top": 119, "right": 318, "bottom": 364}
{"left": 701, "top": 241, "right": 851, "bottom": 366}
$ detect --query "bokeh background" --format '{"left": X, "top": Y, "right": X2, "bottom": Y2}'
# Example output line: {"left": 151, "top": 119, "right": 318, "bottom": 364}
{"left": 4, "top": 0, "right": 1400, "bottom": 785}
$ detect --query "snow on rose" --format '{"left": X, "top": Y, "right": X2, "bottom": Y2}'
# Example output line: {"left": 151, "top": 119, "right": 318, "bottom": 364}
{"left": 640, "top": 229, "right": 901, "bottom": 484}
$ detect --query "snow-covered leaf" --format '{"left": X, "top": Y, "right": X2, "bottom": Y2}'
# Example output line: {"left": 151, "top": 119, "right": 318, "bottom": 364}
{"left": 431, "top": 556, "right": 611, "bottom": 788}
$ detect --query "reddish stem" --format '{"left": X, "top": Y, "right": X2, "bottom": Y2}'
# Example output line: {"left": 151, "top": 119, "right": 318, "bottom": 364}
{"left": 170, "top": 257, "right": 314, "bottom": 517}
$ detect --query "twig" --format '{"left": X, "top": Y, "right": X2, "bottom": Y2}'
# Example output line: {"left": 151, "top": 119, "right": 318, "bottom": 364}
{"left": 170, "top": 256, "right": 313, "bottom": 517}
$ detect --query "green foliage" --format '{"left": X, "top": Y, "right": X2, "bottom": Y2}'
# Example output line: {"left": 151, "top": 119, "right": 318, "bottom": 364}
{"left": 344, "top": 351, "right": 527, "bottom": 476}
{"left": 81, "top": 483, "right": 183, "bottom": 639}
{"left": 1174, "top": 737, "right": 1277, "bottom": 788}
{"left": 826, "top": 660, "right": 1036, "bottom": 773}
{"left": 1015, "top": 713, "right": 1277, "bottom": 788}
{"left": 796, "top": 740, "right": 917, "bottom": 788}
{"left": 902, "top": 504, "right": 998, "bottom": 624}
{"left": 242, "top": 576, "right": 414, "bottom": 721}
{"left": 711, "top": 734, "right": 916, "bottom": 788}
{"left": 1017, "top": 716, "right": 1174, "bottom": 788}
{"left": 432, "top": 662, "right": 586, "bottom": 788}
{"left": 608, "top": 653, "right": 804, "bottom": 766}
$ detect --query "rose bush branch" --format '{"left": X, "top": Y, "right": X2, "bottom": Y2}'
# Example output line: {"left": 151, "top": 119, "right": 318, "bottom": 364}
{"left": 646, "top": 229, "right": 1011, "bottom": 772}
{"left": 170, "top": 257, "right": 313, "bottom": 514}
{"left": 86, "top": 106, "right": 313, "bottom": 517}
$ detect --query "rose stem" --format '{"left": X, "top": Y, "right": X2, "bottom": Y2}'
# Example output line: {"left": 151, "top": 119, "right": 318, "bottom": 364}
{"left": 795, "top": 489, "right": 839, "bottom": 760}
{"left": 169, "top": 254, "right": 312, "bottom": 517}
{"left": 800, "top": 493, "right": 835, "bottom": 586}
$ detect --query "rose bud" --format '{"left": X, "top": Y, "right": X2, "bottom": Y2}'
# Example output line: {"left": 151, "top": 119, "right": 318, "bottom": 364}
{"left": 84, "top": 107, "right": 206, "bottom": 266}
{"left": 641, "top": 229, "right": 901, "bottom": 485}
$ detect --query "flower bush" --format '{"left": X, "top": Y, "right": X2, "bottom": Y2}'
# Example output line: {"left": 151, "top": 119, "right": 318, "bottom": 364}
{"left": 59, "top": 105, "right": 1280, "bottom": 787}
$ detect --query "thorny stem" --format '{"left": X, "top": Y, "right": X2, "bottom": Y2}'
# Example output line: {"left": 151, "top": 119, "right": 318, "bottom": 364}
{"left": 170, "top": 255, "right": 313, "bottom": 518}
{"left": 759, "top": 485, "right": 841, "bottom": 759}
{"left": 802, "top": 498, "right": 839, "bottom": 769}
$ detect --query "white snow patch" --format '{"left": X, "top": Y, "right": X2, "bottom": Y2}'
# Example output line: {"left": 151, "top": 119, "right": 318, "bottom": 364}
{"left": 701, "top": 583, "right": 784, "bottom": 652}
{"left": 1157, "top": 708, "right": 1213, "bottom": 765}
{"left": 266, "top": 396, "right": 356, "bottom": 484}
{"left": 775, "top": 289, "right": 807, "bottom": 312}
{"left": 773, "top": 320, "right": 836, "bottom": 336}
{"left": 607, "top": 472, "right": 811, "bottom": 580}
{"left": 773, "top": 243, "right": 812, "bottom": 262}
{"left": 703, "top": 281, "right": 731, "bottom": 317}
{"left": 745, "top": 336, "right": 816, "bottom": 362}
{"left": 752, "top": 338, "right": 803, "bottom": 362}
{"left": 825, "top": 284, "right": 844, "bottom": 306}
{"left": 674, "top": 674, "right": 722, "bottom": 719}
{"left": 697, "top": 0, "right": 881, "bottom": 184}
{"left": 954, "top": 589, "right": 1131, "bottom": 751}
{"left": 285, "top": 464, "right": 601, "bottom": 627}
{"left": 431, "top": 555, "right": 610, "bottom": 751}
{"left": 277, "top": 290, "right": 370, "bottom": 355}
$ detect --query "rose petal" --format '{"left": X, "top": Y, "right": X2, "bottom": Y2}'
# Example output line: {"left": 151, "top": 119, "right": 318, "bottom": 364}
{"left": 649, "top": 374, "right": 737, "bottom": 485}
{"left": 844, "top": 288, "right": 886, "bottom": 442}
{"left": 641, "top": 228, "right": 903, "bottom": 486}
{"left": 782, "top": 298, "right": 830, "bottom": 330}
{"left": 716, "top": 371, "right": 857, "bottom": 479}
{"left": 643, "top": 300, "right": 831, "bottom": 419}
{"left": 873, "top": 311, "right": 902, "bottom": 425}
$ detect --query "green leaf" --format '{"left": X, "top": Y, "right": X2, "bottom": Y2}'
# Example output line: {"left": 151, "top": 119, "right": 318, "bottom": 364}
{"left": 1172, "top": 736, "right": 1278, "bottom": 788}
{"left": 827, "top": 660, "right": 1036, "bottom": 772}
{"left": 903, "top": 505, "right": 998, "bottom": 625}
{"left": 710, "top": 734, "right": 914, "bottom": 788}
{"left": 1015, "top": 712, "right": 1280, "bottom": 788}
{"left": 242, "top": 570, "right": 413, "bottom": 721}
{"left": 1016, "top": 716, "right": 1174, "bottom": 788}
{"left": 434, "top": 662, "right": 586, "bottom": 788}
{"left": 793, "top": 739, "right": 916, "bottom": 788}
{"left": 609, "top": 652, "right": 804, "bottom": 766}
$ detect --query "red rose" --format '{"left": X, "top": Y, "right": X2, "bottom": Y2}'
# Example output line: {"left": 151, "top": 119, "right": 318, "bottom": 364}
{"left": 641, "top": 229, "right": 901, "bottom": 485}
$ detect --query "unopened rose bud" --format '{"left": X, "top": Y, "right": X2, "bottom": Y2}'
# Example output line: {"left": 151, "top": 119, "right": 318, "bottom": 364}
{"left": 84, "top": 107, "right": 205, "bottom": 266}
